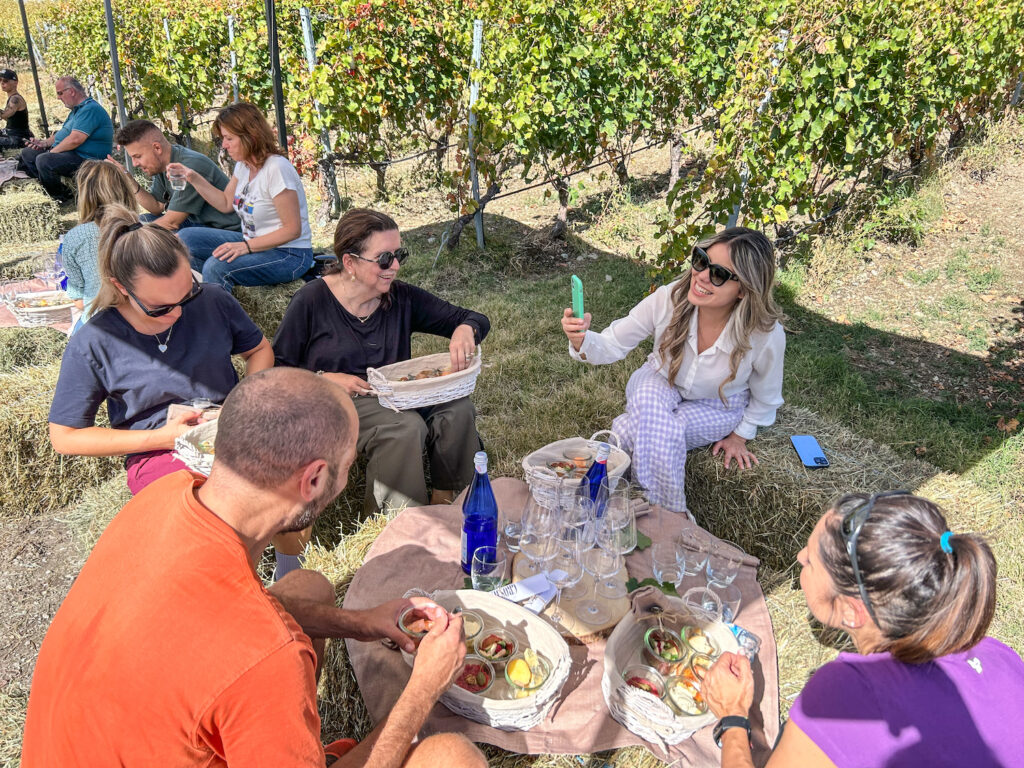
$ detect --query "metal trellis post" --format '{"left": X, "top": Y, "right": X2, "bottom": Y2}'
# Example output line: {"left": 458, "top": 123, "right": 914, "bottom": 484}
{"left": 228, "top": 15, "right": 239, "bottom": 103}
{"left": 16, "top": 0, "right": 49, "bottom": 137}
{"left": 467, "top": 19, "right": 485, "bottom": 249}
{"left": 264, "top": 0, "right": 289, "bottom": 148}
{"left": 299, "top": 7, "right": 341, "bottom": 216}
{"left": 102, "top": 0, "right": 130, "bottom": 170}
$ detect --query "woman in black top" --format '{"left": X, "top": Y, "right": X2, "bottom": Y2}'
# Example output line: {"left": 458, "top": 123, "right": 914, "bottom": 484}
{"left": 273, "top": 208, "right": 490, "bottom": 515}
{"left": 0, "top": 69, "right": 31, "bottom": 149}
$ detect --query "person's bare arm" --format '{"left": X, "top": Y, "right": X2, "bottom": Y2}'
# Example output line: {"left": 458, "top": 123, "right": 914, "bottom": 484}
{"left": 50, "top": 129, "right": 88, "bottom": 154}
{"left": 49, "top": 409, "right": 201, "bottom": 456}
{"left": 210, "top": 188, "right": 303, "bottom": 263}
{"left": 763, "top": 720, "right": 837, "bottom": 768}
{"left": 240, "top": 337, "right": 274, "bottom": 375}
{"left": 169, "top": 161, "right": 236, "bottom": 212}
{"left": 0, "top": 93, "right": 25, "bottom": 120}
{"left": 149, "top": 209, "right": 190, "bottom": 230}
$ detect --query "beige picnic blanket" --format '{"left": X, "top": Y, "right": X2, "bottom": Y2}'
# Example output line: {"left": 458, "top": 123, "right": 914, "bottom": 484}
{"left": 343, "top": 478, "right": 780, "bottom": 765}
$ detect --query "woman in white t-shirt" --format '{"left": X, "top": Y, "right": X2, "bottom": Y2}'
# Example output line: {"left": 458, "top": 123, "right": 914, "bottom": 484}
{"left": 168, "top": 102, "right": 314, "bottom": 291}
{"left": 560, "top": 228, "right": 785, "bottom": 515}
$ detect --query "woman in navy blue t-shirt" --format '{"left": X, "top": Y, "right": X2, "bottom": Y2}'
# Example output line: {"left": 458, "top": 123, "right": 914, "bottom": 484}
{"left": 48, "top": 204, "right": 274, "bottom": 495}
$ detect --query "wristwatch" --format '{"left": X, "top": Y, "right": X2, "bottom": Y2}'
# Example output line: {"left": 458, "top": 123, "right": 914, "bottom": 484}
{"left": 713, "top": 715, "right": 751, "bottom": 748}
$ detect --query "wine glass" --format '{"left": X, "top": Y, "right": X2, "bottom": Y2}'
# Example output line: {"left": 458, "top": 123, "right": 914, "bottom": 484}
{"left": 651, "top": 540, "right": 686, "bottom": 589}
{"left": 547, "top": 537, "right": 584, "bottom": 627}
{"left": 575, "top": 547, "right": 621, "bottom": 625}
{"left": 471, "top": 546, "right": 507, "bottom": 592}
{"left": 597, "top": 475, "right": 631, "bottom": 521}
{"left": 706, "top": 541, "right": 743, "bottom": 586}
{"left": 594, "top": 510, "right": 636, "bottom": 599}
{"left": 517, "top": 498, "right": 560, "bottom": 578}
{"left": 559, "top": 495, "right": 597, "bottom": 599}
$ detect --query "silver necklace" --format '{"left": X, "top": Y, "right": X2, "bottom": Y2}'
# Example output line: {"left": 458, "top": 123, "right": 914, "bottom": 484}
{"left": 153, "top": 325, "right": 173, "bottom": 353}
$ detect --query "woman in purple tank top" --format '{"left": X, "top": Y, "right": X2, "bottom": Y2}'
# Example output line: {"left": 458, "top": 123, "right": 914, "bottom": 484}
{"left": 702, "top": 492, "right": 1024, "bottom": 767}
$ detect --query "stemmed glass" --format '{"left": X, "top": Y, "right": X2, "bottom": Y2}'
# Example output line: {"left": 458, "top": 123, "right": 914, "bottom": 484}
{"left": 594, "top": 506, "right": 636, "bottom": 598}
{"left": 559, "top": 495, "right": 597, "bottom": 599}
{"left": 575, "top": 548, "right": 621, "bottom": 625}
{"left": 517, "top": 497, "right": 560, "bottom": 578}
{"left": 548, "top": 533, "right": 584, "bottom": 627}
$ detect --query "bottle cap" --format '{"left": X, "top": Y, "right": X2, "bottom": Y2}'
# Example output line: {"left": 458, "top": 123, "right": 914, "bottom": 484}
{"left": 474, "top": 450, "right": 488, "bottom": 471}
{"left": 595, "top": 442, "right": 611, "bottom": 461}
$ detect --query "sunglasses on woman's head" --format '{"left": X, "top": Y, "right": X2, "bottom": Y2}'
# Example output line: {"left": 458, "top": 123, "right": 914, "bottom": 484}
{"left": 691, "top": 246, "right": 741, "bottom": 287}
{"left": 124, "top": 275, "right": 203, "bottom": 318}
{"left": 349, "top": 248, "right": 409, "bottom": 269}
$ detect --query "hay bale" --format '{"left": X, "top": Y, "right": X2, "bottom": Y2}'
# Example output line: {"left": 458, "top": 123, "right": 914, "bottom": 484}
{"left": 0, "top": 245, "right": 57, "bottom": 280}
{"left": 0, "top": 681, "right": 28, "bottom": 767}
{"left": 233, "top": 280, "right": 303, "bottom": 339}
{"left": 0, "top": 362, "right": 120, "bottom": 518}
{"left": 62, "top": 470, "right": 131, "bottom": 553}
{"left": 686, "top": 405, "right": 934, "bottom": 575}
{"left": 0, "top": 327, "right": 68, "bottom": 372}
{"left": 0, "top": 187, "right": 61, "bottom": 245}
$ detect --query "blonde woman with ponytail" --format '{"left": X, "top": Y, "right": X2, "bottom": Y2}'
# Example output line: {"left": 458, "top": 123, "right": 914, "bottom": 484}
{"left": 701, "top": 492, "right": 1024, "bottom": 767}
{"left": 561, "top": 227, "right": 784, "bottom": 515}
{"left": 48, "top": 204, "right": 273, "bottom": 495}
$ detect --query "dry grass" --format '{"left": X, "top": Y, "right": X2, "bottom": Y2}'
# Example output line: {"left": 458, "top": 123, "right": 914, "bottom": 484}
{"left": 0, "top": 327, "right": 67, "bottom": 373}
{"left": 233, "top": 280, "right": 304, "bottom": 339}
{"left": 60, "top": 471, "right": 130, "bottom": 552}
{"left": 0, "top": 188, "right": 61, "bottom": 245}
{"left": 0, "top": 683, "right": 27, "bottom": 768}
{"left": 0, "top": 363, "right": 120, "bottom": 518}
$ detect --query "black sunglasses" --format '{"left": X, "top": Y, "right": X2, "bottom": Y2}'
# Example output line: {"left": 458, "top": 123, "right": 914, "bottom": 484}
{"left": 840, "top": 490, "right": 911, "bottom": 628}
{"left": 124, "top": 274, "right": 203, "bottom": 318}
{"left": 349, "top": 248, "right": 409, "bottom": 269}
{"left": 691, "top": 246, "right": 741, "bottom": 287}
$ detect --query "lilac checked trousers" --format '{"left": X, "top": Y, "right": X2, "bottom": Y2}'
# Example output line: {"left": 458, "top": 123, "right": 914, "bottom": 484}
{"left": 611, "top": 355, "right": 748, "bottom": 514}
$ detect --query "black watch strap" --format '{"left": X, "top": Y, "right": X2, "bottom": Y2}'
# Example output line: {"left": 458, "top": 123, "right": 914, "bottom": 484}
{"left": 713, "top": 715, "right": 751, "bottom": 748}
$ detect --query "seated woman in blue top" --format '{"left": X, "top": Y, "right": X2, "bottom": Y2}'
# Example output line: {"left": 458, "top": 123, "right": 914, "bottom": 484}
{"left": 702, "top": 491, "right": 1024, "bottom": 767}
{"left": 169, "top": 102, "right": 314, "bottom": 291}
{"left": 48, "top": 203, "right": 274, "bottom": 496}
{"left": 63, "top": 159, "right": 137, "bottom": 331}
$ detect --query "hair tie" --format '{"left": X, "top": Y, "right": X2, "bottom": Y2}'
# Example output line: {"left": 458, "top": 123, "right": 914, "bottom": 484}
{"left": 940, "top": 531, "right": 955, "bottom": 554}
{"left": 126, "top": 222, "right": 143, "bottom": 232}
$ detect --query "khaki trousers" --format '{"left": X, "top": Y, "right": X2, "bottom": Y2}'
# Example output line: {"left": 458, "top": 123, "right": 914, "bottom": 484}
{"left": 353, "top": 395, "right": 481, "bottom": 515}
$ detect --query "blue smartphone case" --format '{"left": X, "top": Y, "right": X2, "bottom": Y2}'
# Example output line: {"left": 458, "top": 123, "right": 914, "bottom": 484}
{"left": 571, "top": 275, "right": 584, "bottom": 318}
{"left": 791, "top": 435, "right": 830, "bottom": 468}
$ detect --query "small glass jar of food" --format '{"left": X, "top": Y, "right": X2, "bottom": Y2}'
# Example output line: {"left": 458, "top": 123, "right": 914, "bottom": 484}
{"left": 474, "top": 628, "right": 518, "bottom": 667}
{"left": 455, "top": 654, "right": 495, "bottom": 696}
{"left": 642, "top": 626, "right": 688, "bottom": 676}
{"left": 547, "top": 460, "right": 579, "bottom": 479}
{"left": 460, "top": 610, "right": 483, "bottom": 653}
{"left": 562, "top": 447, "right": 594, "bottom": 469}
{"left": 684, "top": 651, "right": 715, "bottom": 686}
{"left": 683, "top": 625, "right": 720, "bottom": 659}
{"left": 398, "top": 605, "right": 438, "bottom": 639}
{"left": 621, "top": 664, "right": 667, "bottom": 699}
{"left": 504, "top": 650, "right": 551, "bottom": 699}
{"left": 665, "top": 675, "right": 708, "bottom": 716}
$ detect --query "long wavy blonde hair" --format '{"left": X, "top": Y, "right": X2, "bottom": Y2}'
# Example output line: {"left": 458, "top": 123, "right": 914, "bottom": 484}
{"left": 75, "top": 160, "right": 137, "bottom": 225}
{"left": 657, "top": 227, "right": 782, "bottom": 402}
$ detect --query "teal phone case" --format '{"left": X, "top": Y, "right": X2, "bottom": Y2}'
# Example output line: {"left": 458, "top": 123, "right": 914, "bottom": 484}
{"left": 571, "top": 275, "right": 584, "bottom": 318}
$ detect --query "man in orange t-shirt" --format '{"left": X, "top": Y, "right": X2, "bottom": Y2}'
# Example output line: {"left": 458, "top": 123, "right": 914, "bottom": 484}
{"left": 22, "top": 368, "right": 485, "bottom": 768}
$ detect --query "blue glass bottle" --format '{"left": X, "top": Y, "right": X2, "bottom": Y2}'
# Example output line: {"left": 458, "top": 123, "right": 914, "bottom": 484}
{"left": 579, "top": 442, "right": 611, "bottom": 516}
{"left": 55, "top": 236, "right": 67, "bottom": 291}
{"left": 460, "top": 451, "right": 498, "bottom": 574}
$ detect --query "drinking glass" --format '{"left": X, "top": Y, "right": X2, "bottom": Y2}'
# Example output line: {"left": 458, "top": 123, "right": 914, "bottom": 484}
{"left": 708, "top": 581, "right": 742, "bottom": 623}
{"left": 706, "top": 541, "right": 743, "bottom": 586}
{"left": 168, "top": 166, "right": 188, "bottom": 191}
{"left": 651, "top": 540, "right": 686, "bottom": 588}
{"left": 560, "top": 496, "right": 596, "bottom": 599}
{"left": 471, "top": 546, "right": 507, "bottom": 592}
{"left": 501, "top": 516, "right": 522, "bottom": 553}
{"left": 594, "top": 512, "right": 635, "bottom": 598}
{"left": 517, "top": 498, "right": 560, "bottom": 578}
{"left": 678, "top": 528, "right": 710, "bottom": 577}
{"left": 598, "top": 475, "right": 631, "bottom": 523}
{"left": 575, "top": 548, "right": 621, "bottom": 625}
{"left": 548, "top": 539, "right": 584, "bottom": 626}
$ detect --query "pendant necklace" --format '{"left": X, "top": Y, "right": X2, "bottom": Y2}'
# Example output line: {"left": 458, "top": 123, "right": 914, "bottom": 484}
{"left": 153, "top": 325, "right": 173, "bottom": 353}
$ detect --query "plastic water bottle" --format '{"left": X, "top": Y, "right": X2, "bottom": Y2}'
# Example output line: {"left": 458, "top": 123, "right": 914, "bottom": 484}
{"left": 55, "top": 236, "right": 67, "bottom": 291}
{"left": 460, "top": 451, "right": 498, "bottom": 574}
{"left": 579, "top": 442, "right": 611, "bottom": 515}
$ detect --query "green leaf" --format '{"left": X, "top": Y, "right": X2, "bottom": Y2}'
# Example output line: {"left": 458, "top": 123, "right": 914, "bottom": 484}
{"left": 625, "top": 577, "right": 680, "bottom": 597}
{"left": 635, "top": 531, "right": 653, "bottom": 551}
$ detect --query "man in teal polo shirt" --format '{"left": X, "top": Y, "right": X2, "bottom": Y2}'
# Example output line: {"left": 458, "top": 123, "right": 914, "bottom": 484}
{"left": 111, "top": 119, "right": 240, "bottom": 232}
{"left": 18, "top": 76, "right": 113, "bottom": 202}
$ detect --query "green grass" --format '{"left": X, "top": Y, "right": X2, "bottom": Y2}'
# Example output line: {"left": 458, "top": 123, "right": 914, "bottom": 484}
{"left": 906, "top": 267, "right": 939, "bottom": 285}
{"left": 945, "top": 247, "right": 971, "bottom": 280}
{"left": 967, "top": 267, "right": 1003, "bottom": 293}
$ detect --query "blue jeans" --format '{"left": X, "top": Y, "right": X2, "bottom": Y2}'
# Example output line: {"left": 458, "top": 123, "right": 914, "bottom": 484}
{"left": 18, "top": 147, "right": 86, "bottom": 200}
{"left": 140, "top": 213, "right": 206, "bottom": 229}
{"left": 176, "top": 227, "right": 314, "bottom": 291}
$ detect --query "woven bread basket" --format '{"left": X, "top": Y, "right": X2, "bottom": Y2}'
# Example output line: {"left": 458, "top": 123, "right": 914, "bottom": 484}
{"left": 601, "top": 587, "right": 738, "bottom": 749}
{"left": 173, "top": 419, "right": 219, "bottom": 477}
{"left": 400, "top": 588, "right": 571, "bottom": 731}
{"left": 366, "top": 348, "right": 482, "bottom": 412}
{"left": 522, "top": 430, "right": 631, "bottom": 510}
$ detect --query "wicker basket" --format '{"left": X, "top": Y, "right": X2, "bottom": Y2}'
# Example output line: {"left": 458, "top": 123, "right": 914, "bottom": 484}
{"left": 522, "top": 430, "right": 631, "bottom": 509}
{"left": 173, "top": 419, "right": 219, "bottom": 477}
{"left": 366, "top": 349, "right": 482, "bottom": 412}
{"left": 400, "top": 588, "right": 571, "bottom": 731}
{"left": 601, "top": 587, "right": 738, "bottom": 749}
{"left": 2, "top": 285, "right": 74, "bottom": 328}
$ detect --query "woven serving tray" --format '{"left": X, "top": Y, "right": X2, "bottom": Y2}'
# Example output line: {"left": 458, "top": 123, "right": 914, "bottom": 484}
{"left": 366, "top": 348, "right": 482, "bottom": 412}
{"left": 522, "top": 430, "right": 631, "bottom": 510}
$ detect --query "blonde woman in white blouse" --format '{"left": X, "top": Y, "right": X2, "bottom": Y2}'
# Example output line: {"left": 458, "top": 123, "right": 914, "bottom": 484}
{"left": 561, "top": 228, "right": 785, "bottom": 515}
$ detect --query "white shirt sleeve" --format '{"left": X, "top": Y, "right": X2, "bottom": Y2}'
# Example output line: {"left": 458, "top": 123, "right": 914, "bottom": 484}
{"left": 734, "top": 324, "right": 786, "bottom": 439}
{"left": 265, "top": 155, "right": 300, "bottom": 199}
{"left": 569, "top": 285, "right": 670, "bottom": 365}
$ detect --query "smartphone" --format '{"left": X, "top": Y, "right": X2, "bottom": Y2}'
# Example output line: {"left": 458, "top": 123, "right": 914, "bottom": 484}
{"left": 791, "top": 435, "right": 830, "bottom": 468}
{"left": 571, "top": 275, "right": 584, "bottom": 319}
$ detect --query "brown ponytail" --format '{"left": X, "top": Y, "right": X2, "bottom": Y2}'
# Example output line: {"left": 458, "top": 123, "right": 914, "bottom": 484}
{"left": 819, "top": 493, "right": 997, "bottom": 664}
